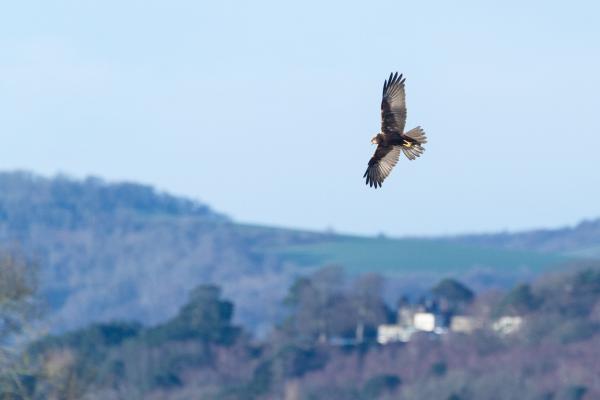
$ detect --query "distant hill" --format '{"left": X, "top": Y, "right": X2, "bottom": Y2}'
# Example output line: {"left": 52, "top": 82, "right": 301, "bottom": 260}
{"left": 446, "top": 219, "right": 600, "bottom": 258}
{"left": 0, "top": 171, "right": 592, "bottom": 334}
{"left": 0, "top": 172, "right": 330, "bottom": 334}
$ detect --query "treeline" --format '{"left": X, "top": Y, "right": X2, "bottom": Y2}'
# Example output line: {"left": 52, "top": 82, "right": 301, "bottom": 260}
{"left": 5, "top": 261, "right": 600, "bottom": 399}
{"left": 0, "top": 171, "right": 222, "bottom": 230}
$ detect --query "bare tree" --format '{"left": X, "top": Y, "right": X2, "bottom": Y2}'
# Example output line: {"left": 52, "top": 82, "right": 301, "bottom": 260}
{"left": 0, "top": 250, "right": 40, "bottom": 398}
{"left": 350, "top": 273, "right": 388, "bottom": 343}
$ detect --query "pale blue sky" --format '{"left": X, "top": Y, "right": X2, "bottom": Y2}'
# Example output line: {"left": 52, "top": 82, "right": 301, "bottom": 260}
{"left": 1, "top": 1, "right": 599, "bottom": 235}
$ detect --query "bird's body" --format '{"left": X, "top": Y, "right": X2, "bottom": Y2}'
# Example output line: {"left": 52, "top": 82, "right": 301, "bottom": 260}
{"left": 364, "top": 72, "right": 427, "bottom": 188}
{"left": 372, "top": 132, "right": 418, "bottom": 147}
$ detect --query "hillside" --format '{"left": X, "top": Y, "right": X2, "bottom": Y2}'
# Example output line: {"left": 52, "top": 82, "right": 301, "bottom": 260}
{"left": 0, "top": 171, "right": 588, "bottom": 334}
{"left": 268, "top": 236, "right": 565, "bottom": 275}
{"left": 447, "top": 219, "right": 600, "bottom": 257}
{"left": 0, "top": 172, "right": 335, "bottom": 334}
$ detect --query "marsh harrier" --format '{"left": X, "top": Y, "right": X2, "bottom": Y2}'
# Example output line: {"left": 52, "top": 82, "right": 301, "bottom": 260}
{"left": 364, "top": 72, "right": 427, "bottom": 188}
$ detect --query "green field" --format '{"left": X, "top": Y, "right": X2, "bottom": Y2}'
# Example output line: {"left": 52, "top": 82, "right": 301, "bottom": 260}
{"left": 564, "top": 244, "right": 600, "bottom": 259}
{"left": 268, "top": 236, "right": 570, "bottom": 276}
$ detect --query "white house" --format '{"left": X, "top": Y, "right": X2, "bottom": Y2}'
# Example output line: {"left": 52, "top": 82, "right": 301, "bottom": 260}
{"left": 377, "top": 324, "right": 416, "bottom": 344}
{"left": 413, "top": 312, "right": 436, "bottom": 332}
{"left": 492, "top": 316, "right": 523, "bottom": 335}
{"left": 450, "top": 315, "right": 482, "bottom": 334}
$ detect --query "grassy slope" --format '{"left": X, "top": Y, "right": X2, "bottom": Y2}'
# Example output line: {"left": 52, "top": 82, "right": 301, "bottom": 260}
{"left": 564, "top": 244, "right": 600, "bottom": 259}
{"left": 266, "top": 236, "right": 570, "bottom": 276}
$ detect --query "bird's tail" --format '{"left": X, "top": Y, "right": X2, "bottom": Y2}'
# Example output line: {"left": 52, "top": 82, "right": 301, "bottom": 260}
{"left": 401, "top": 126, "right": 427, "bottom": 160}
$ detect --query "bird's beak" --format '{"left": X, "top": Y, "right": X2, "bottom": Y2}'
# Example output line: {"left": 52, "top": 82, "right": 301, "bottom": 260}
{"left": 371, "top": 139, "right": 377, "bottom": 145}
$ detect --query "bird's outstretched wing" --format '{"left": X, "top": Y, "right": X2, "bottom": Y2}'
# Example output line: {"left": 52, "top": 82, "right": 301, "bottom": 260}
{"left": 380, "top": 72, "right": 407, "bottom": 134}
{"left": 363, "top": 145, "right": 401, "bottom": 188}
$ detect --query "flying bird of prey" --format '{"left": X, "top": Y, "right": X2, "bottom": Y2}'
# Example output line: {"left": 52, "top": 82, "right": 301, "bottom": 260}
{"left": 364, "top": 72, "right": 427, "bottom": 188}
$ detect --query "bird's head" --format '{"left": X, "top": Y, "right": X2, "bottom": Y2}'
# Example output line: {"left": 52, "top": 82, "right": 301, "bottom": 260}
{"left": 371, "top": 134, "right": 382, "bottom": 145}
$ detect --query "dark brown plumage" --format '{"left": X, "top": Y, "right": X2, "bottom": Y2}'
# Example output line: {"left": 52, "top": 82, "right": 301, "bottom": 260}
{"left": 364, "top": 72, "right": 427, "bottom": 188}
